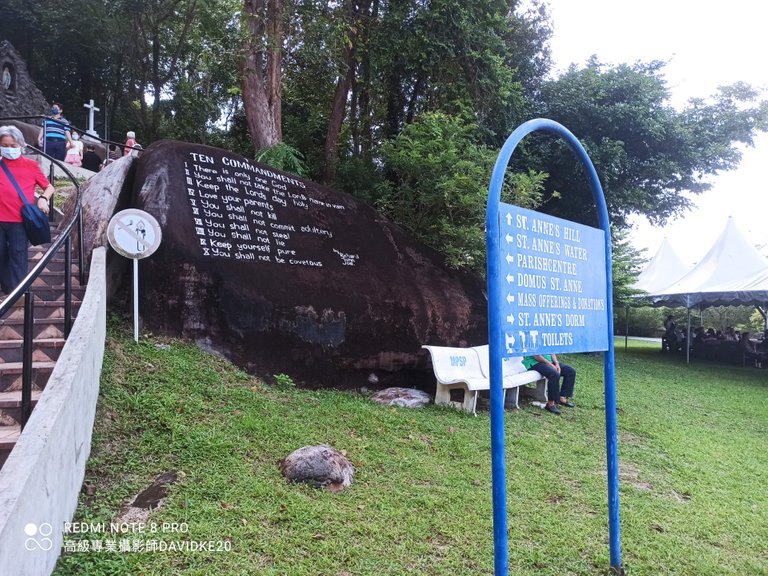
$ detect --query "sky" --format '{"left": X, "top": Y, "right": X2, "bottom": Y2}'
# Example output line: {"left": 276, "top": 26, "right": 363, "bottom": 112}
{"left": 540, "top": 0, "right": 768, "bottom": 267}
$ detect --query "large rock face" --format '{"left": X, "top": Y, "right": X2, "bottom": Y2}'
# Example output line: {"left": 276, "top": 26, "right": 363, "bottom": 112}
{"left": 131, "top": 140, "right": 488, "bottom": 387}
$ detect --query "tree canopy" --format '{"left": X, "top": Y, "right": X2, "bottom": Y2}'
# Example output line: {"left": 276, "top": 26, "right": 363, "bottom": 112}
{"left": 531, "top": 59, "right": 768, "bottom": 228}
{"left": 2, "top": 1, "right": 766, "bottom": 290}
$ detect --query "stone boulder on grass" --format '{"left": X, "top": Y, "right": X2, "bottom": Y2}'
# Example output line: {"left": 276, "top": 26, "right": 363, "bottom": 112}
{"left": 279, "top": 445, "right": 354, "bottom": 493}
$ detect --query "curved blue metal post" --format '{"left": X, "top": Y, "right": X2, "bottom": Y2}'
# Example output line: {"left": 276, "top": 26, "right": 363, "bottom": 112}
{"left": 486, "top": 118, "right": 621, "bottom": 573}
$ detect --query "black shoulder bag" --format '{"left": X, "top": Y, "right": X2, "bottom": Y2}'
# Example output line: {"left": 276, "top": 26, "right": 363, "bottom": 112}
{"left": 0, "top": 159, "right": 52, "bottom": 246}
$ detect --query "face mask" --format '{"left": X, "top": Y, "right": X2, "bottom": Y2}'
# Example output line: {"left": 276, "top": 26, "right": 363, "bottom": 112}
{"left": 0, "top": 147, "right": 21, "bottom": 160}
{"left": 51, "top": 107, "right": 60, "bottom": 115}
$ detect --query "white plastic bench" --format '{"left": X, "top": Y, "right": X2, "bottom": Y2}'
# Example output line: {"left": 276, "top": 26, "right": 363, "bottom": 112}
{"left": 422, "top": 345, "right": 548, "bottom": 415}
{"left": 471, "top": 345, "right": 548, "bottom": 409}
{"left": 421, "top": 345, "right": 489, "bottom": 414}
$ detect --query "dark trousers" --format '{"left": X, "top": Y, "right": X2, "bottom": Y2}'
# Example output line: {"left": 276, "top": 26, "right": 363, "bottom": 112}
{"left": 0, "top": 222, "right": 29, "bottom": 293}
{"left": 531, "top": 361, "right": 576, "bottom": 401}
{"left": 45, "top": 139, "right": 67, "bottom": 161}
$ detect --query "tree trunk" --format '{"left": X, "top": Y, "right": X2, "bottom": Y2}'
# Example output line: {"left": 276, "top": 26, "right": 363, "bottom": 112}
{"left": 322, "top": 0, "right": 373, "bottom": 184}
{"left": 322, "top": 42, "right": 355, "bottom": 184}
{"left": 242, "top": 0, "right": 283, "bottom": 151}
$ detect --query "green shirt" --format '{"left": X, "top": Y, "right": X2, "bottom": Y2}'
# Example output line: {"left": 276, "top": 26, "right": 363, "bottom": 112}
{"left": 522, "top": 354, "right": 551, "bottom": 370}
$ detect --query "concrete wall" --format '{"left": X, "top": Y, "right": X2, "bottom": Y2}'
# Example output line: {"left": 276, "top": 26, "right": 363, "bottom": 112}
{"left": 0, "top": 247, "right": 107, "bottom": 576}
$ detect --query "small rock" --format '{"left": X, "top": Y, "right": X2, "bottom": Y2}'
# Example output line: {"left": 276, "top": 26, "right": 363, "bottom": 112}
{"left": 367, "top": 373, "right": 379, "bottom": 384}
{"left": 370, "top": 387, "right": 431, "bottom": 408}
{"left": 113, "top": 470, "right": 179, "bottom": 525}
{"left": 279, "top": 445, "right": 354, "bottom": 492}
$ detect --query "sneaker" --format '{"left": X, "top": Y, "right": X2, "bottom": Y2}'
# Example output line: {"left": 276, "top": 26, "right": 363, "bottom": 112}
{"left": 544, "top": 404, "right": 561, "bottom": 415}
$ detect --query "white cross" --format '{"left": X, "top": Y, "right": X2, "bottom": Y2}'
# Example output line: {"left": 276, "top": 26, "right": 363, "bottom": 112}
{"left": 83, "top": 99, "right": 101, "bottom": 136}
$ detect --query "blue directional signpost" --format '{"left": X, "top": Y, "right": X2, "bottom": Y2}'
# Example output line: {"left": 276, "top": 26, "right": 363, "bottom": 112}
{"left": 499, "top": 206, "right": 608, "bottom": 356}
{"left": 486, "top": 119, "right": 622, "bottom": 574}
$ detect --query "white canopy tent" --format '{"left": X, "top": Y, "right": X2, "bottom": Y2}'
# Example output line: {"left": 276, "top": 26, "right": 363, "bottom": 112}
{"left": 621, "top": 238, "right": 691, "bottom": 348}
{"left": 649, "top": 217, "right": 768, "bottom": 308}
{"left": 637, "top": 217, "right": 768, "bottom": 362}
{"left": 632, "top": 237, "right": 689, "bottom": 295}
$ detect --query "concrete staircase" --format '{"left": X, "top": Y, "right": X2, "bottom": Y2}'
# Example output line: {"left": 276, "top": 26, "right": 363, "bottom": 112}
{"left": 0, "top": 236, "right": 84, "bottom": 469}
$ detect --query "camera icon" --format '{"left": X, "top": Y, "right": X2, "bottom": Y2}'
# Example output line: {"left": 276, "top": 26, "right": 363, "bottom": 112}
{"left": 24, "top": 522, "right": 54, "bottom": 551}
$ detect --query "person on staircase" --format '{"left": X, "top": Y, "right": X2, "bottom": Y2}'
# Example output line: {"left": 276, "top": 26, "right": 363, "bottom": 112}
{"left": 36, "top": 103, "right": 72, "bottom": 161}
{"left": 64, "top": 132, "right": 83, "bottom": 167}
{"left": 123, "top": 131, "right": 137, "bottom": 156}
{"left": 0, "top": 125, "right": 54, "bottom": 295}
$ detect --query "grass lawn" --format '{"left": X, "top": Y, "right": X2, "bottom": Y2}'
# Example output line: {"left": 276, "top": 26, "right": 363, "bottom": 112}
{"left": 53, "top": 330, "right": 768, "bottom": 576}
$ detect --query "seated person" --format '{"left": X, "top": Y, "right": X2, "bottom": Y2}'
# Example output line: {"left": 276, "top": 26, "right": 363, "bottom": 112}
{"left": 522, "top": 354, "right": 576, "bottom": 415}
{"left": 662, "top": 315, "right": 677, "bottom": 352}
{"left": 740, "top": 332, "right": 765, "bottom": 367}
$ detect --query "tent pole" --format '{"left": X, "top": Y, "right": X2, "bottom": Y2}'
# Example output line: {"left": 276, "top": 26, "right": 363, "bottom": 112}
{"left": 686, "top": 307, "right": 691, "bottom": 365}
{"left": 624, "top": 306, "right": 629, "bottom": 349}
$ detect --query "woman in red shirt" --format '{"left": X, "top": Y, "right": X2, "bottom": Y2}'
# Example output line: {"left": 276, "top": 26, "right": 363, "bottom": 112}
{"left": 0, "top": 125, "right": 54, "bottom": 294}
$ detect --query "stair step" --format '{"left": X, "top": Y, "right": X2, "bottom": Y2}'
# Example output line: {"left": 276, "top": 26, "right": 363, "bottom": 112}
{"left": 13, "top": 287, "right": 85, "bottom": 302}
{"left": 0, "top": 231, "right": 86, "bottom": 470}
{"left": 32, "top": 273, "right": 84, "bottom": 290}
{"left": 0, "top": 425, "right": 20, "bottom": 450}
{"left": 0, "top": 361, "right": 56, "bottom": 393}
{"left": 0, "top": 390, "right": 43, "bottom": 426}
{"left": 28, "top": 259, "right": 81, "bottom": 275}
{"left": 1, "top": 301, "right": 81, "bottom": 322}
{"left": 0, "top": 390, "right": 43, "bottom": 408}
{"left": 0, "top": 317, "right": 69, "bottom": 341}
{"left": 0, "top": 338, "right": 67, "bottom": 363}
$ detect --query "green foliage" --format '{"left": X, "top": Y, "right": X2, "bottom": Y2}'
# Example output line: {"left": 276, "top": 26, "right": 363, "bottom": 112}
{"left": 254, "top": 143, "right": 309, "bottom": 178}
{"left": 0, "top": 0, "right": 241, "bottom": 142}
{"left": 533, "top": 59, "right": 768, "bottom": 228}
{"left": 272, "top": 373, "right": 296, "bottom": 389}
{"left": 621, "top": 305, "right": 768, "bottom": 338}
{"left": 701, "top": 305, "right": 763, "bottom": 333}
{"left": 611, "top": 226, "right": 648, "bottom": 308}
{"left": 618, "top": 306, "right": 668, "bottom": 337}
{"left": 7, "top": 0, "right": 766, "bottom": 285}
{"left": 375, "top": 112, "right": 545, "bottom": 274}
{"left": 748, "top": 308, "right": 767, "bottom": 334}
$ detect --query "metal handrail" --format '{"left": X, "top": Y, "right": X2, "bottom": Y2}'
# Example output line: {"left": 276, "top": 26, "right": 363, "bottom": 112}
{"left": 0, "top": 115, "right": 85, "bottom": 429}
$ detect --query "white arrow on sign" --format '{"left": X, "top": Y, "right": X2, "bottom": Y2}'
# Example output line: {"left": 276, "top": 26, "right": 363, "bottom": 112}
{"left": 505, "top": 333, "right": 516, "bottom": 349}
{"left": 506, "top": 314, "right": 515, "bottom": 325}
{"left": 506, "top": 212, "right": 513, "bottom": 226}
{"left": 505, "top": 233, "right": 513, "bottom": 244}
{"left": 506, "top": 273, "right": 514, "bottom": 284}
{"left": 506, "top": 253, "right": 513, "bottom": 264}
{"left": 506, "top": 292, "right": 514, "bottom": 304}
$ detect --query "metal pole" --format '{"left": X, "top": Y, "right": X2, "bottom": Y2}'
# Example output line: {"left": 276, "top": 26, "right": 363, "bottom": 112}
{"left": 486, "top": 118, "right": 622, "bottom": 574}
{"left": 133, "top": 258, "right": 139, "bottom": 343}
{"left": 64, "top": 235, "right": 73, "bottom": 337}
{"left": 21, "top": 292, "right": 34, "bottom": 429}
{"left": 486, "top": 124, "right": 509, "bottom": 576}
{"left": 624, "top": 306, "right": 629, "bottom": 349}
